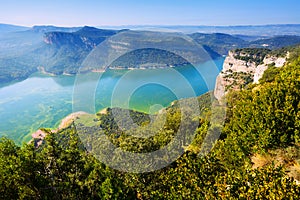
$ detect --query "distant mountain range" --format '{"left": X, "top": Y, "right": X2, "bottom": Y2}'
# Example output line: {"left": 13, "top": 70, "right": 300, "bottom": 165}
{"left": 1, "top": 23, "right": 300, "bottom": 84}
{"left": 100, "top": 24, "right": 300, "bottom": 35}
{"left": 0, "top": 24, "right": 29, "bottom": 33}
{"left": 2, "top": 23, "right": 300, "bottom": 35}
{"left": 190, "top": 33, "right": 300, "bottom": 55}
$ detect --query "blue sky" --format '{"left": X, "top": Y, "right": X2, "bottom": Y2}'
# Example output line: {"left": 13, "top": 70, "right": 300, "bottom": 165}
{"left": 0, "top": 0, "right": 299, "bottom": 27}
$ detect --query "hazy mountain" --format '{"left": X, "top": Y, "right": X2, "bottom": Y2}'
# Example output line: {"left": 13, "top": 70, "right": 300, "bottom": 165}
{"left": 233, "top": 35, "right": 270, "bottom": 42}
{"left": 81, "top": 30, "right": 219, "bottom": 72}
{"left": 0, "top": 26, "right": 120, "bottom": 82}
{"left": 250, "top": 35, "right": 300, "bottom": 49}
{"left": 31, "top": 25, "right": 81, "bottom": 33}
{"left": 190, "top": 33, "right": 300, "bottom": 55}
{"left": 31, "top": 26, "right": 120, "bottom": 74}
{"left": 190, "top": 33, "right": 248, "bottom": 55}
{"left": 0, "top": 23, "right": 29, "bottom": 33}
{"left": 101, "top": 24, "right": 300, "bottom": 36}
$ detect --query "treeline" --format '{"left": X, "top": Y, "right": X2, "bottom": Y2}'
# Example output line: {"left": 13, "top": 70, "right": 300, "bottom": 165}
{"left": 233, "top": 48, "right": 271, "bottom": 64}
{"left": 0, "top": 50, "right": 300, "bottom": 199}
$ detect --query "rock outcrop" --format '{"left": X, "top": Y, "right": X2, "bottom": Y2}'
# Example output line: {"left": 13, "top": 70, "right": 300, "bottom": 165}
{"left": 214, "top": 49, "right": 287, "bottom": 100}
{"left": 253, "top": 56, "right": 286, "bottom": 83}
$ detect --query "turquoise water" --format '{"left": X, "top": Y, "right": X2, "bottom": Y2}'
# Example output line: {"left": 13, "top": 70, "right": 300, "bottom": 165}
{"left": 0, "top": 58, "right": 224, "bottom": 144}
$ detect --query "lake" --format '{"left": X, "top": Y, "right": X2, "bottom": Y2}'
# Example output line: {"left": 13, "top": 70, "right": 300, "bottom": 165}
{"left": 0, "top": 58, "right": 224, "bottom": 144}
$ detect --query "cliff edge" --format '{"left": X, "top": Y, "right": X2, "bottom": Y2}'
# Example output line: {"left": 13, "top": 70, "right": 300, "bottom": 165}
{"left": 214, "top": 48, "right": 287, "bottom": 100}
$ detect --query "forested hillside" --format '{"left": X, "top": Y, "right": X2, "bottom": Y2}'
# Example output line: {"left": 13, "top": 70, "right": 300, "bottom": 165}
{"left": 0, "top": 46, "right": 299, "bottom": 199}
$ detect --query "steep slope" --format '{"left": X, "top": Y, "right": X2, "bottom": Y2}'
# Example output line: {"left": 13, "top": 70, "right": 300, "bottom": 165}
{"left": 214, "top": 48, "right": 289, "bottom": 100}
{"left": 215, "top": 49, "right": 300, "bottom": 183}
{"left": 0, "top": 26, "right": 120, "bottom": 82}
{"left": 32, "top": 26, "right": 119, "bottom": 74}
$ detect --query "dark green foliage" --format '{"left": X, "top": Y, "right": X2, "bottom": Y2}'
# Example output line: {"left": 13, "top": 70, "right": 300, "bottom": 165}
{"left": 223, "top": 71, "right": 254, "bottom": 91}
{"left": 233, "top": 48, "right": 271, "bottom": 64}
{"left": 109, "top": 48, "right": 190, "bottom": 68}
{"left": 1, "top": 134, "right": 299, "bottom": 199}
{"left": 216, "top": 165, "right": 300, "bottom": 199}
{"left": 259, "top": 66, "right": 281, "bottom": 83}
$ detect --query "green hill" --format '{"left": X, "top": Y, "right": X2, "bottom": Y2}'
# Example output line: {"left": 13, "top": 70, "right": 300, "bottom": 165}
{"left": 190, "top": 32, "right": 248, "bottom": 55}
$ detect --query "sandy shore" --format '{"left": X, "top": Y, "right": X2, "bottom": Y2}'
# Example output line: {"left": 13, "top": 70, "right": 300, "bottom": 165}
{"left": 58, "top": 111, "right": 89, "bottom": 129}
{"left": 31, "top": 111, "right": 89, "bottom": 144}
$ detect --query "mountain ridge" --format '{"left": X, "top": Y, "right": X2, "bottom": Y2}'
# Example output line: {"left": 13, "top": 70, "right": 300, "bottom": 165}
{"left": 1, "top": 24, "right": 300, "bottom": 84}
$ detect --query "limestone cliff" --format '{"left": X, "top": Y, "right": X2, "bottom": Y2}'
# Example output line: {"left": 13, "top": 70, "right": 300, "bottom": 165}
{"left": 214, "top": 49, "right": 287, "bottom": 100}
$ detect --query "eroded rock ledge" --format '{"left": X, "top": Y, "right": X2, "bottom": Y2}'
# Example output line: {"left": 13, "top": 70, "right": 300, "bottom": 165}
{"left": 214, "top": 49, "right": 287, "bottom": 100}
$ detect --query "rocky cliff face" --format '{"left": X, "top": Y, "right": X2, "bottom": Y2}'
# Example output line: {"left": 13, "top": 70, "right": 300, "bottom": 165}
{"left": 43, "top": 32, "right": 97, "bottom": 50}
{"left": 214, "top": 49, "right": 287, "bottom": 100}
{"left": 253, "top": 56, "right": 286, "bottom": 83}
{"left": 43, "top": 26, "right": 118, "bottom": 49}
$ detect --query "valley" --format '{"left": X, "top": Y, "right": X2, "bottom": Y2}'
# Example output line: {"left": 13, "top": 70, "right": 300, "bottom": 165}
{"left": 0, "top": 22, "right": 300, "bottom": 199}
{"left": 1, "top": 24, "right": 300, "bottom": 85}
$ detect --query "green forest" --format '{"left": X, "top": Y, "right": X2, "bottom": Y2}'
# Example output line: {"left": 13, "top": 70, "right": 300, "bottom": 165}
{"left": 0, "top": 46, "right": 300, "bottom": 199}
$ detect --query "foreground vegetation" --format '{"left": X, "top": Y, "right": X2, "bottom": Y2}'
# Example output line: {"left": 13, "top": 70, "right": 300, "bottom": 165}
{"left": 0, "top": 47, "right": 300, "bottom": 199}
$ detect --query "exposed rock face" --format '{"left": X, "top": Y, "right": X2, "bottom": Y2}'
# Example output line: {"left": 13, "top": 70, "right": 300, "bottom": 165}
{"left": 223, "top": 51, "right": 257, "bottom": 72}
{"left": 31, "top": 129, "right": 47, "bottom": 147}
{"left": 214, "top": 75, "right": 226, "bottom": 101}
{"left": 44, "top": 32, "right": 96, "bottom": 50}
{"left": 214, "top": 50, "right": 287, "bottom": 100}
{"left": 43, "top": 26, "right": 118, "bottom": 49}
{"left": 253, "top": 56, "right": 286, "bottom": 83}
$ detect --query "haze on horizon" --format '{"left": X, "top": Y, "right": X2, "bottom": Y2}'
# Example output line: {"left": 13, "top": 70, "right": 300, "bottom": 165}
{"left": 0, "top": 0, "right": 299, "bottom": 27}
